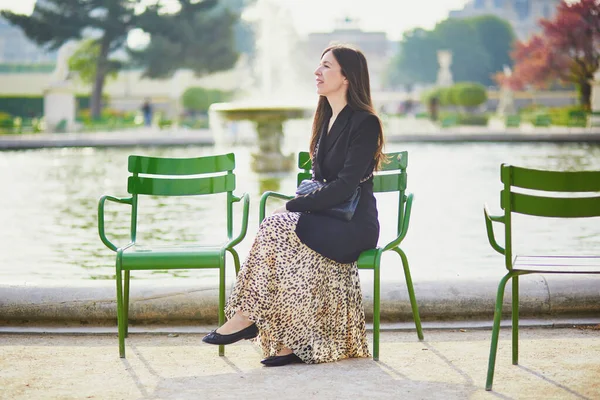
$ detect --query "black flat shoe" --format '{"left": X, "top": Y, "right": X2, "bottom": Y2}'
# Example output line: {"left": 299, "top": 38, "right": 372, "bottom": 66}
{"left": 260, "top": 353, "right": 303, "bottom": 367}
{"left": 202, "top": 323, "right": 258, "bottom": 345}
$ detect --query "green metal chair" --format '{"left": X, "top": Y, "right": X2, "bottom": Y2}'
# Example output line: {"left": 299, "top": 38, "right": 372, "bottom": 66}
{"left": 505, "top": 115, "right": 521, "bottom": 128}
{"left": 533, "top": 114, "right": 552, "bottom": 127}
{"left": 441, "top": 114, "right": 459, "bottom": 128}
{"left": 98, "top": 153, "right": 250, "bottom": 358}
{"left": 259, "top": 151, "right": 424, "bottom": 360}
{"left": 483, "top": 164, "right": 600, "bottom": 390}
{"left": 567, "top": 110, "right": 588, "bottom": 128}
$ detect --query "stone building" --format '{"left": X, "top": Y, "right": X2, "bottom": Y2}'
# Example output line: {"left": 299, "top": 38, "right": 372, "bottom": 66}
{"left": 299, "top": 17, "right": 395, "bottom": 91}
{"left": 449, "top": 0, "right": 560, "bottom": 40}
{"left": 0, "top": 18, "right": 56, "bottom": 64}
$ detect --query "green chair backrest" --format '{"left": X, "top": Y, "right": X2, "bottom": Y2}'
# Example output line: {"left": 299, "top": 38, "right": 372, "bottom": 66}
{"left": 297, "top": 151, "right": 408, "bottom": 237}
{"left": 505, "top": 115, "right": 521, "bottom": 127}
{"left": 533, "top": 114, "right": 551, "bottom": 127}
{"left": 127, "top": 153, "right": 237, "bottom": 241}
{"left": 441, "top": 115, "right": 458, "bottom": 128}
{"left": 500, "top": 164, "right": 600, "bottom": 269}
{"left": 567, "top": 110, "right": 588, "bottom": 127}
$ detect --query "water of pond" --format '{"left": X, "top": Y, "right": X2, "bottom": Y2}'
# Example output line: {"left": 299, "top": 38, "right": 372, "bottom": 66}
{"left": 1, "top": 140, "right": 600, "bottom": 284}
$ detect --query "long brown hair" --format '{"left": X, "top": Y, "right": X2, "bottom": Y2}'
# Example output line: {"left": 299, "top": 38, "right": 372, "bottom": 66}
{"left": 309, "top": 44, "right": 386, "bottom": 170}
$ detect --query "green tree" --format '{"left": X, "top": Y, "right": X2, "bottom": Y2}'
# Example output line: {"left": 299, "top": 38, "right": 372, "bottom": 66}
{"left": 384, "top": 28, "right": 439, "bottom": 87}
{"left": 128, "top": 5, "right": 239, "bottom": 79}
{"left": 1, "top": 0, "right": 240, "bottom": 119}
{"left": 182, "top": 87, "right": 231, "bottom": 113}
{"left": 68, "top": 39, "right": 120, "bottom": 85}
{"left": 386, "top": 16, "right": 515, "bottom": 87}
{"left": 501, "top": 0, "right": 600, "bottom": 110}
{"left": 431, "top": 18, "right": 491, "bottom": 84}
{"left": 468, "top": 15, "right": 516, "bottom": 86}
{"left": 220, "top": 0, "right": 256, "bottom": 55}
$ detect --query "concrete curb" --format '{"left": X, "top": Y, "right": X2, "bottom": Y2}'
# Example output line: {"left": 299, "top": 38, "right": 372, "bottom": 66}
{"left": 2, "top": 129, "right": 600, "bottom": 150}
{"left": 2, "top": 275, "right": 599, "bottom": 325}
{"left": 389, "top": 132, "right": 600, "bottom": 143}
{"left": 0, "top": 130, "right": 214, "bottom": 150}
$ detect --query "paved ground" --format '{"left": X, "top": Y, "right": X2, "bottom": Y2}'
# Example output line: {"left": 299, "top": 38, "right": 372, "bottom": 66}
{"left": 1, "top": 326, "right": 599, "bottom": 400}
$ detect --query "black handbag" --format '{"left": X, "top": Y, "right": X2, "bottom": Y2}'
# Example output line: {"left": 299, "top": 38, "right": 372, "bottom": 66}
{"left": 295, "top": 179, "right": 362, "bottom": 221}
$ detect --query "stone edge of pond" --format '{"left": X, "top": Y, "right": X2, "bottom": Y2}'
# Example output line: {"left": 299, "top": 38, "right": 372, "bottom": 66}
{"left": 1, "top": 275, "right": 599, "bottom": 325}
{"left": 2, "top": 129, "right": 600, "bottom": 150}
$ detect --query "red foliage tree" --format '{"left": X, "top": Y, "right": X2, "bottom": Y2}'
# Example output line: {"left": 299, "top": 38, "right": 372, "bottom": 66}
{"left": 497, "top": 0, "right": 600, "bottom": 110}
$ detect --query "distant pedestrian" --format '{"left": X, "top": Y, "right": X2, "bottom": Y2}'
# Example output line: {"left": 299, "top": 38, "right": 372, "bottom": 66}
{"left": 429, "top": 96, "right": 439, "bottom": 122}
{"left": 404, "top": 99, "right": 413, "bottom": 116}
{"left": 141, "top": 98, "right": 153, "bottom": 127}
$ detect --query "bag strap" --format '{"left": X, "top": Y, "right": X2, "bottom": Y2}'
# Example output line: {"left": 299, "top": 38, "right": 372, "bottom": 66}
{"left": 359, "top": 173, "right": 373, "bottom": 184}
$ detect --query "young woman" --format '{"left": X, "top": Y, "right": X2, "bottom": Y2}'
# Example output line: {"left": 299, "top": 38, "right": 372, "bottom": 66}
{"left": 203, "top": 44, "right": 385, "bottom": 367}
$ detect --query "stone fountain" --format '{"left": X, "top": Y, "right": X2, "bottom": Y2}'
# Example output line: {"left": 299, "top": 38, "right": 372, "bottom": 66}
{"left": 208, "top": 0, "right": 313, "bottom": 173}
{"left": 209, "top": 103, "right": 308, "bottom": 172}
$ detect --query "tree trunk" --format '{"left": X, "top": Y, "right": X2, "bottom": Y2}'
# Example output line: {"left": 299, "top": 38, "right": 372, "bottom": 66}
{"left": 580, "top": 79, "right": 592, "bottom": 111}
{"left": 90, "top": 37, "right": 111, "bottom": 119}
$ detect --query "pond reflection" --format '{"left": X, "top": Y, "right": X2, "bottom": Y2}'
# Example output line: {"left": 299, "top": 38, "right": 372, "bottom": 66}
{"left": 1, "top": 142, "right": 599, "bottom": 282}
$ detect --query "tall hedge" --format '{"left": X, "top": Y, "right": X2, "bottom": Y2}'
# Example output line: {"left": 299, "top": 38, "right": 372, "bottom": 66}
{"left": 422, "top": 83, "right": 487, "bottom": 108}
{"left": 0, "top": 96, "right": 90, "bottom": 117}
{"left": 182, "top": 87, "right": 231, "bottom": 114}
{"left": 451, "top": 82, "right": 487, "bottom": 108}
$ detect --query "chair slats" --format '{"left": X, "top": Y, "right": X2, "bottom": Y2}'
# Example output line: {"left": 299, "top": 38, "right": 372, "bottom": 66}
{"left": 514, "top": 255, "right": 600, "bottom": 273}
{"left": 374, "top": 173, "right": 407, "bottom": 193}
{"left": 128, "top": 174, "right": 235, "bottom": 196}
{"left": 298, "top": 151, "right": 312, "bottom": 170}
{"left": 501, "top": 191, "right": 600, "bottom": 218}
{"left": 295, "top": 151, "right": 407, "bottom": 192}
{"left": 380, "top": 151, "right": 408, "bottom": 171}
{"left": 297, "top": 151, "right": 408, "bottom": 173}
{"left": 128, "top": 154, "right": 235, "bottom": 175}
{"left": 502, "top": 165, "right": 600, "bottom": 192}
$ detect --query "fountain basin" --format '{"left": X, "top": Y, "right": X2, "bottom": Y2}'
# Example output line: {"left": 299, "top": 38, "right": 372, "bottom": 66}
{"left": 209, "top": 102, "right": 311, "bottom": 172}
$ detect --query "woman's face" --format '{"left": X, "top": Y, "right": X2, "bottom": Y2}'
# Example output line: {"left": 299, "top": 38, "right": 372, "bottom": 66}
{"left": 314, "top": 50, "right": 347, "bottom": 97}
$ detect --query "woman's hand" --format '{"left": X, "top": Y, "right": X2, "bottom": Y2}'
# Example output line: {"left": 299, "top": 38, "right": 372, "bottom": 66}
{"left": 273, "top": 205, "right": 289, "bottom": 215}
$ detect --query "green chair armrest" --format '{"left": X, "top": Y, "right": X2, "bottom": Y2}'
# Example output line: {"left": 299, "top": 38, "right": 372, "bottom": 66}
{"left": 225, "top": 192, "right": 250, "bottom": 249}
{"left": 484, "top": 203, "right": 505, "bottom": 255}
{"left": 383, "top": 192, "right": 414, "bottom": 251}
{"left": 357, "top": 247, "right": 382, "bottom": 267}
{"left": 98, "top": 195, "right": 133, "bottom": 252}
{"left": 259, "top": 191, "right": 294, "bottom": 223}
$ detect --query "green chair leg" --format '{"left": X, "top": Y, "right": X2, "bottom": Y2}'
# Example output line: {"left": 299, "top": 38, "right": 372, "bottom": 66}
{"left": 396, "top": 248, "right": 424, "bottom": 340}
{"left": 124, "top": 270, "right": 130, "bottom": 338}
{"left": 373, "top": 262, "right": 381, "bottom": 361}
{"left": 486, "top": 272, "right": 513, "bottom": 391}
{"left": 229, "top": 248, "right": 241, "bottom": 275}
{"left": 219, "top": 261, "right": 226, "bottom": 357}
{"left": 116, "top": 265, "right": 126, "bottom": 358}
{"left": 512, "top": 276, "right": 519, "bottom": 365}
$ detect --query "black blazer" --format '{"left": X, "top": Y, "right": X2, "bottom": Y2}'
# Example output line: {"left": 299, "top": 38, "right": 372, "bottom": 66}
{"left": 286, "top": 105, "right": 380, "bottom": 263}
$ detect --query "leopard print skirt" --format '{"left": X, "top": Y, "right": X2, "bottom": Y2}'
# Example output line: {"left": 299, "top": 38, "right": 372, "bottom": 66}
{"left": 225, "top": 212, "right": 371, "bottom": 364}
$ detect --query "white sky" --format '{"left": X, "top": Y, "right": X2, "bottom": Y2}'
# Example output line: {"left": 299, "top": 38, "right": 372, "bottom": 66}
{"left": 0, "top": 0, "right": 471, "bottom": 41}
